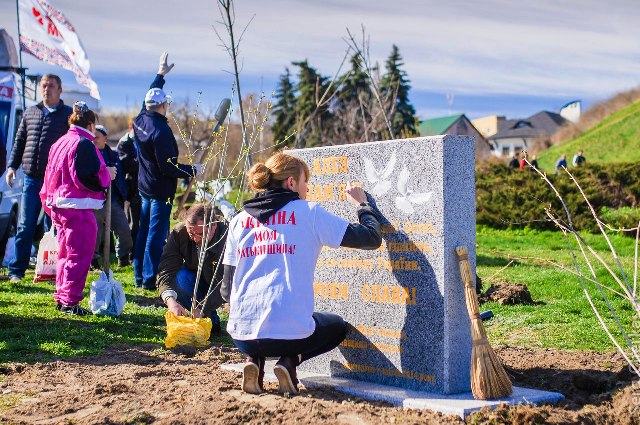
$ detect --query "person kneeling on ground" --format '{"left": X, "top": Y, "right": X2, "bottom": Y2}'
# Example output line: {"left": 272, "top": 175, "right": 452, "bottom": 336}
{"left": 40, "top": 102, "right": 116, "bottom": 316}
{"left": 221, "top": 152, "right": 382, "bottom": 395}
{"left": 158, "top": 203, "right": 227, "bottom": 334}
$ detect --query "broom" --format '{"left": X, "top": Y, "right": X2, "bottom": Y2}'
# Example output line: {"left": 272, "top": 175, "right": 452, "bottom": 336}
{"left": 456, "top": 246, "right": 512, "bottom": 399}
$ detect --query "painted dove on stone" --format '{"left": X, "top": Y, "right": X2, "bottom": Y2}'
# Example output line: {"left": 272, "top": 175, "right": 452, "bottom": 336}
{"left": 363, "top": 152, "right": 397, "bottom": 197}
{"left": 395, "top": 166, "right": 433, "bottom": 214}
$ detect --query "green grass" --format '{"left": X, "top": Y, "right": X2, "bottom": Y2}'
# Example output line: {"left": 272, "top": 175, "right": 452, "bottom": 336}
{"left": 477, "top": 225, "right": 638, "bottom": 351}
{"left": 537, "top": 100, "right": 640, "bottom": 170}
{"left": 0, "top": 265, "right": 231, "bottom": 364}
{"left": 0, "top": 225, "right": 637, "bottom": 365}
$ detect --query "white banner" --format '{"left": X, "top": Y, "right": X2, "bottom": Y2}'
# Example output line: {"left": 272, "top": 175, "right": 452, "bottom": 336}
{"left": 18, "top": 0, "right": 100, "bottom": 99}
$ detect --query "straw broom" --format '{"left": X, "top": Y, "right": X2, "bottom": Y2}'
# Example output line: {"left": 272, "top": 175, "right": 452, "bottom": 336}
{"left": 456, "top": 246, "right": 512, "bottom": 399}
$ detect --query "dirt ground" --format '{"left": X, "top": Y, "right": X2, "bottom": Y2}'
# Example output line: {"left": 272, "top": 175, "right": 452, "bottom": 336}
{"left": 1, "top": 344, "right": 638, "bottom": 425}
{"left": 479, "top": 282, "right": 535, "bottom": 305}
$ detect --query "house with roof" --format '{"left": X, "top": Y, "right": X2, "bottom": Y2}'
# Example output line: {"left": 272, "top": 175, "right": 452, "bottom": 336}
{"left": 418, "top": 114, "right": 492, "bottom": 160}
{"left": 487, "top": 111, "right": 568, "bottom": 157}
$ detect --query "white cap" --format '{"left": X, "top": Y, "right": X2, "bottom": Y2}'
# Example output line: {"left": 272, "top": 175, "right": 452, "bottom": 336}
{"left": 95, "top": 125, "right": 108, "bottom": 136}
{"left": 144, "top": 88, "right": 172, "bottom": 106}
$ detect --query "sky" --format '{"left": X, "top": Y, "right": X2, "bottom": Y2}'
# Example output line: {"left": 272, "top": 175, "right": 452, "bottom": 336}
{"left": 1, "top": 0, "right": 639, "bottom": 120}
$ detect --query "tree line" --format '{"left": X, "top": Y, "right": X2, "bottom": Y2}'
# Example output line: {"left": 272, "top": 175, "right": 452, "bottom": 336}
{"left": 271, "top": 45, "right": 419, "bottom": 149}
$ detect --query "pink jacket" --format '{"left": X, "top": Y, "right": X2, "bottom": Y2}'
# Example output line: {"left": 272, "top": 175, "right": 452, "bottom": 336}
{"left": 40, "top": 125, "right": 111, "bottom": 214}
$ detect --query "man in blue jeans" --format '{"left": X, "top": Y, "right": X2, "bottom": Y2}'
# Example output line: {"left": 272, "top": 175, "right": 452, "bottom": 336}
{"left": 133, "top": 53, "right": 201, "bottom": 289}
{"left": 5, "top": 75, "right": 72, "bottom": 282}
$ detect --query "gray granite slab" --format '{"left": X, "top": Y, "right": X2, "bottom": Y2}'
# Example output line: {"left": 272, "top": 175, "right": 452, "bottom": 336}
{"left": 287, "top": 136, "right": 475, "bottom": 394}
{"left": 221, "top": 361, "right": 564, "bottom": 419}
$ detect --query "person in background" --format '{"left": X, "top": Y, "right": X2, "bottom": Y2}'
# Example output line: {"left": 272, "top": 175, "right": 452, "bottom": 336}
{"left": 529, "top": 155, "right": 539, "bottom": 170}
{"left": 117, "top": 116, "right": 140, "bottom": 257}
{"left": 5, "top": 75, "right": 72, "bottom": 283}
{"left": 132, "top": 53, "right": 202, "bottom": 290}
{"left": 158, "top": 203, "right": 226, "bottom": 334}
{"left": 555, "top": 154, "right": 568, "bottom": 174}
{"left": 222, "top": 152, "right": 382, "bottom": 395}
{"left": 92, "top": 125, "right": 133, "bottom": 268}
{"left": 39, "top": 102, "right": 115, "bottom": 315}
{"left": 508, "top": 152, "right": 519, "bottom": 169}
{"left": 572, "top": 149, "right": 586, "bottom": 167}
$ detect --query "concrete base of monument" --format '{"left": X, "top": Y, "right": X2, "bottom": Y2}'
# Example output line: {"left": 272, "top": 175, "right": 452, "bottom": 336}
{"left": 221, "top": 361, "right": 564, "bottom": 419}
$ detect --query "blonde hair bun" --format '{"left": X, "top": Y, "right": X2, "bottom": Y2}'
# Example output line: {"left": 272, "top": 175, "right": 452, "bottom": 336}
{"left": 248, "top": 162, "right": 272, "bottom": 191}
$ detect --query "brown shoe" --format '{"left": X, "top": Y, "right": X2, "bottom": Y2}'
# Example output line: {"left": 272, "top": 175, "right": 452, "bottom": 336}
{"left": 274, "top": 356, "right": 299, "bottom": 394}
{"left": 242, "top": 357, "right": 264, "bottom": 394}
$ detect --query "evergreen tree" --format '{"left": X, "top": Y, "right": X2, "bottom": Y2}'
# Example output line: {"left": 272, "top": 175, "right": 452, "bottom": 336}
{"left": 380, "top": 45, "right": 417, "bottom": 138}
{"left": 292, "top": 60, "right": 330, "bottom": 147}
{"left": 271, "top": 67, "right": 296, "bottom": 147}
{"left": 338, "top": 55, "right": 370, "bottom": 106}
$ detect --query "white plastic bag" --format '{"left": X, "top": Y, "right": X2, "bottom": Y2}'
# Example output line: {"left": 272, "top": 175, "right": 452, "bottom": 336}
{"left": 2, "top": 236, "right": 16, "bottom": 267}
{"left": 34, "top": 229, "right": 58, "bottom": 283}
{"left": 89, "top": 270, "right": 126, "bottom": 316}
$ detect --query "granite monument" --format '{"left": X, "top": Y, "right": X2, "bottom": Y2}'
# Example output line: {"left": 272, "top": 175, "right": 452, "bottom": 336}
{"left": 289, "top": 135, "right": 475, "bottom": 394}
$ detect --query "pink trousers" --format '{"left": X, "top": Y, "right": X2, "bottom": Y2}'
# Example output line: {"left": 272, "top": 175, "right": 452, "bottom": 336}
{"left": 51, "top": 208, "right": 97, "bottom": 306}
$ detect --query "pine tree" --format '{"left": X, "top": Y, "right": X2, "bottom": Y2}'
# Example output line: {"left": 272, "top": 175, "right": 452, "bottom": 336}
{"left": 380, "top": 45, "right": 417, "bottom": 138}
{"left": 292, "top": 60, "right": 330, "bottom": 147}
{"left": 271, "top": 68, "right": 297, "bottom": 147}
{"left": 338, "top": 55, "right": 370, "bottom": 106}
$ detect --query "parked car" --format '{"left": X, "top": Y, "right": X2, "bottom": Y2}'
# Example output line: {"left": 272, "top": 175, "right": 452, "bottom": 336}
{"left": 0, "top": 70, "right": 29, "bottom": 260}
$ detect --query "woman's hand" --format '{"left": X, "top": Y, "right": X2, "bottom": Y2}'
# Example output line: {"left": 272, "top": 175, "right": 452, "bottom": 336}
{"left": 107, "top": 166, "right": 117, "bottom": 181}
{"left": 345, "top": 182, "right": 367, "bottom": 206}
{"left": 166, "top": 297, "right": 186, "bottom": 316}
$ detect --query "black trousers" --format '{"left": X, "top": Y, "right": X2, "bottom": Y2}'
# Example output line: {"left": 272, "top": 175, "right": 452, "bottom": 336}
{"left": 233, "top": 312, "right": 348, "bottom": 363}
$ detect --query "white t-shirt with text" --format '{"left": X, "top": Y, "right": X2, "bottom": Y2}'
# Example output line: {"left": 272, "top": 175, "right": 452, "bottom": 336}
{"left": 223, "top": 200, "right": 349, "bottom": 340}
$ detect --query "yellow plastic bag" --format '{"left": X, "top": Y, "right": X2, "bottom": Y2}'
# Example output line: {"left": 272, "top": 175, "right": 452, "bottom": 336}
{"left": 164, "top": 311, "right": 212, "bottom": 348}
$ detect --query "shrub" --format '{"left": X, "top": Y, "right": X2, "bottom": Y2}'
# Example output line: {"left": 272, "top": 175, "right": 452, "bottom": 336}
{"left": 476, "top": 163, "right": 640, "bottom": 233}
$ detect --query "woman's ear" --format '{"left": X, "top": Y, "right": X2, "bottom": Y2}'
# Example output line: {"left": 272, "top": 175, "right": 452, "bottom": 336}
{"left": 286, "top": 176, "right": 295, "bottom": 191}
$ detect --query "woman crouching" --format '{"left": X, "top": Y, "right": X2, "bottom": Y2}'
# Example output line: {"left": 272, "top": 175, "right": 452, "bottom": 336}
{"left": 40, "top": 101, "right": 115, "bottom": 315}
{"left": 221, "top": 152, "right": 382, "bottom": 394}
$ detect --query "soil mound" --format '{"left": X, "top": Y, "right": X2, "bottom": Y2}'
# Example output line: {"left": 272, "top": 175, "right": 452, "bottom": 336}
{"left": 479, "top": 282, "right": 534, "bottom": 305}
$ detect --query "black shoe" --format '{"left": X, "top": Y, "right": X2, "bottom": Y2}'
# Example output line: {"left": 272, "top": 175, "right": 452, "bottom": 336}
{"left": 117, "top": 256, "right": 130, "bottom": 267}
{"left": 274, "top": 356, "right": 299, "bottom": 394}
{"left": 60, "top": 304, "right": 92, "bottom": 316}
{"left": 141, "top": 284, "right": 157, "bottom": 291}
{"left": 91, "top": 259, "right": 101, "bottom": 271}
{"left": 211, "top": 322, "right": 221, "bottom": 335}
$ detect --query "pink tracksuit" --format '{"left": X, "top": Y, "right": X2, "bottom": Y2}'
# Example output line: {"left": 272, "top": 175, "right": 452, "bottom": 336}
{"left": 40, "top": 125, "right": 111, "bottom": 306}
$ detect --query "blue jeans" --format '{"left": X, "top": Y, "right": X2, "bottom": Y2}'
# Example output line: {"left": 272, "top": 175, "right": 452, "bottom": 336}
{"left": 233, "top": 312, "right": 347, "bottom": 363}
{"left": 9, "top": 175, "right": 51, "bottom": 278}
{"left": 133, "top": 194, "right": 172, "bottom": 289}
{"left": 173, "top": 267, "right": 220, "bottom": 324}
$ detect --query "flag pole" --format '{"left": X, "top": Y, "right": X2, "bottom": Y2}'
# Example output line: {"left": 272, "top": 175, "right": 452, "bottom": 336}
{"left": 15, "top": 0, "right": 26, "bottom": 110}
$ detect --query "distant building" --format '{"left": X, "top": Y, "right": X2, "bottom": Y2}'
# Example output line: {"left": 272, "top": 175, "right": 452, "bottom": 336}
{"left": 419, "top": 114, "right": 491, "bottom": 160}
{"left": 471, "top": 115, "right": 505, "bottom": 138}
{"left": 487, "top": 111, "right": 568, "bottom": 157}
{"left": 560, "top": 100, "right": 581, "bottom": 123}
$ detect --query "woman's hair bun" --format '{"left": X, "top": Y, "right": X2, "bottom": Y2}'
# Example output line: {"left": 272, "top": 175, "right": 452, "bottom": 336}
{"left": 247, "top": 162, "right": 272, "bottom": 191}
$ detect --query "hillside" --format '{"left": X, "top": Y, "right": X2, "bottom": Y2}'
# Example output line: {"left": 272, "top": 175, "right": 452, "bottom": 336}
{"left": 537, "top": 99, "right": 640, "bottom": 170}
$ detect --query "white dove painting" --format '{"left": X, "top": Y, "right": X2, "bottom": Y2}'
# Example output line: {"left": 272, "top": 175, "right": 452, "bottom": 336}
{"left": 395, "top": 166, "right": 434, "bottom": 214}
{"left": 362, "top": 152, "right": 397, "bottom": 197}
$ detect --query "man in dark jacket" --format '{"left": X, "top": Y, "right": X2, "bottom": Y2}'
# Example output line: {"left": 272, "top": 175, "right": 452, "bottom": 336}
{"left": 5, "top": 74, "right": 72, "bottom": 282}
{"left": 133, "top": 53, "right": 200, "bottom": 289}
{"left": 92, "top": 125, "right": 133, "bottom": 268}
{"left": 158, "top": 204, "right": 226, "bottom": 333}
{"left": 117, "top": 118, "right": 140, "bottom": 253}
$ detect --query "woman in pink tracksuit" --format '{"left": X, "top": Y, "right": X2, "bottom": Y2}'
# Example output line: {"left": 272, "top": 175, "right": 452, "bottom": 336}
{"left": 40, "top": 101, "right": 116, "bottom": 316}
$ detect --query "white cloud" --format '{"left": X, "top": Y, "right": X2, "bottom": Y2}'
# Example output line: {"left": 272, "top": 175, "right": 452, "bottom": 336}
{"left": 0, "top": 0, "right": 638, "bottom": 101}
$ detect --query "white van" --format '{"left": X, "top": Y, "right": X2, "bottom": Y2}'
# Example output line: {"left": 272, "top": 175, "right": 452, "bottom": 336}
{"left": 0, "top": 70, "right": 28, "bottom": 257}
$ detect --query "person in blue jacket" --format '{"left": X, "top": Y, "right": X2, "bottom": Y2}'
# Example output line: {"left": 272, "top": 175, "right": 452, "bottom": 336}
{"left": 132, "top": 53, "right": 202, "bottom": 290}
